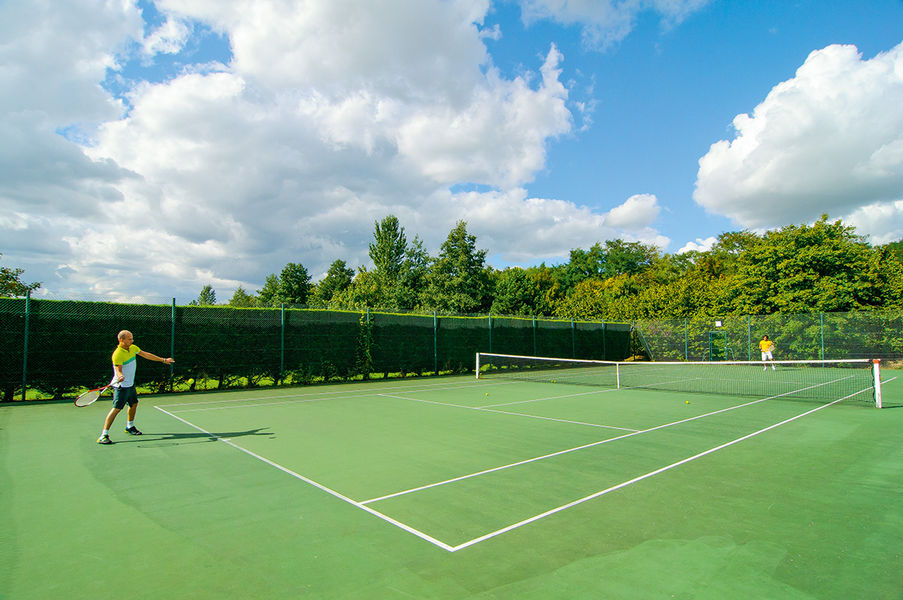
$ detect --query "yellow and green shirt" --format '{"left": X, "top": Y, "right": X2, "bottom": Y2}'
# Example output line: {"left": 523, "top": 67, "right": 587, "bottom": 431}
{"left": 112, "top": 344, "right": 141, "bottom": 388}
{"left": 758, "top": 339, "right": 774, "bottom": 352}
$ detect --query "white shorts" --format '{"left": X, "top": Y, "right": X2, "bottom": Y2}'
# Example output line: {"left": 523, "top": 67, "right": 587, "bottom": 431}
{"left": 761, "top": 351, "right": 773, "bottom": 360}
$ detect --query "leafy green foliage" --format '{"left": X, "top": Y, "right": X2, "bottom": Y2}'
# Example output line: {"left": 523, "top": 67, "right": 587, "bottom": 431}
{"left": 311, "top": 260, "right": 354, "bottom": 306}
{"left": 369, "top": 215, "right": 407, "bottom": 284}
{"left": 257, "top": 262, "right": 312, "bottom": 306}
{"left": 227, "top": 286, "right": 257, "bottom": 307}
{"left": 0, "top": 254, "right": 40, "bottom": 297}
{"left": 189, "top": 285, "right": 217, "bottom": 306}
{"left": 426, "top": 221, "right": 491, "bottom": 313}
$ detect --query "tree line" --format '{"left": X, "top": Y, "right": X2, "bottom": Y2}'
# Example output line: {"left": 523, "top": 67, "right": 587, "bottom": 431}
{"left": 198, "top": 215, "right": 903, "bottom": 319}
{"left": 3, "top": 217, "right": 902, "bottom": 320}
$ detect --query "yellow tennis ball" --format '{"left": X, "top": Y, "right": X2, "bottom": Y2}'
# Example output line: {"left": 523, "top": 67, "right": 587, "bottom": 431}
{"left": 685, "top": 400, "right": 690, "bottom": 404}
{"left": 484, "top": 392, "right": 489, "bottom": 396}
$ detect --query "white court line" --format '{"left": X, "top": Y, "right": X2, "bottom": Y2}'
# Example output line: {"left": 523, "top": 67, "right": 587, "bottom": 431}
{"left": 153, "top": 406, "right": 455, "bottom": 553}
{"left": 156, "top": 377, "right": 869, "bottom": 553}
{"left": 164, "top": 379, "right": 517, "bottom": 412}
{"left": 360, "top": 376, "right": 855, "bottom": 505}
{"left": 449, "top": 390, "right": 858, "bottom": 552}
{"left": 478, "top": 386, "right": 620, "bottom": 409}
{"left": 378, "top": 393, "right": 639, "bottom": 432}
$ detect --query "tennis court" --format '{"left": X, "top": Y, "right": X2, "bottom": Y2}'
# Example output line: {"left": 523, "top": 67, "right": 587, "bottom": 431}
{"left": 3, "top": 361, "right": 903, "bottom": 598}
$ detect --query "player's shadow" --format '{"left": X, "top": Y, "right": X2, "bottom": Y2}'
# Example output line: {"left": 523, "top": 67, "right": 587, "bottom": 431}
{"left": 126, "top": 427, "right": 274, "bottom": 446}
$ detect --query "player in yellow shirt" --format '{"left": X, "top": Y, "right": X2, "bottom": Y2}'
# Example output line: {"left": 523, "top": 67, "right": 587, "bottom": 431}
{"left": 758, "top": 335, "right": 776, "bottom": 371}
{"left": 97, "top": 330, "right": 174, "bottom": 444}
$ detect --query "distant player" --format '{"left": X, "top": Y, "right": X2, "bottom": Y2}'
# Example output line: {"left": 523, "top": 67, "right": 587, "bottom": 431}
{"left": 759, "top": 335, "right": 776, "bottom": 371}
{"left": 97, "top": 330, "right": 174, "bottom": 445}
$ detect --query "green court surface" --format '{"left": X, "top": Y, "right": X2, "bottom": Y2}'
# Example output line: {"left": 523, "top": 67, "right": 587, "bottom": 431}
{"left": 3, "top": 371, "right": 903, "bottom": 599}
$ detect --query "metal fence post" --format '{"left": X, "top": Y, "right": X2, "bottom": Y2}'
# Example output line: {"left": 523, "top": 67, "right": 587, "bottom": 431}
{"left": 601, "top": 319, "right": 606, "bottom": 360}
{"left": 684, "top": 318, "right": 688, "bottom": 361}
{"left": 532, "top": 315, "right": 537, "bottom": 356}
{"left": 571, "top": 319, "right": 576, "bottom": 358}
{"left": 433, "top": 312, "right": 438, "bottom": 375}
{"left": 170, "top": 298, "right": 176, "bottom": 392}
{"left": 21, "top": 290, "right": 31, "bottom": 401}
{"left": 747, "top": 315, "right": 752, "bottom": 361}
{"left": 820, "top": 312, "right": 825, "bottom": 360}
{"left": 280, "top": 303, "right": 286, "bottom": 381}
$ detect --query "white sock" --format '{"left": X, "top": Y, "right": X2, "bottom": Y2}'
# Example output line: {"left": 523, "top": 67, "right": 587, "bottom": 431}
{"left": 127, "top": 420, "right": 134, "bottom": 428}
{"left": 102, "top": 429, "right": 109, "bottom": 436}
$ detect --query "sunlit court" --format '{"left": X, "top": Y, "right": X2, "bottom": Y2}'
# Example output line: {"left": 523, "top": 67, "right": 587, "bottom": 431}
{"left": 5, "top": 359, "right": 902, "bottom": 598}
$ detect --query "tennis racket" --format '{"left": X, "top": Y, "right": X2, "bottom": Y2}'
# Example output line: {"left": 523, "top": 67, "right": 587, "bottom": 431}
{"left": 74, "top": 384, "right": 112, "bottom": 407}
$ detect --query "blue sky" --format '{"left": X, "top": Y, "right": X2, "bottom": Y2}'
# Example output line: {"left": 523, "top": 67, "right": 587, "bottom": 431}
{"left": 1, "top": 0, "right": 902, "bottom": 302}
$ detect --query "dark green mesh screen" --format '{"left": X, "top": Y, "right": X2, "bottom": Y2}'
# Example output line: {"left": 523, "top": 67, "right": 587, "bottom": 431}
{"left": 0, "top": 298, "right": 26, "bottom": 400}
{"left": 535, "top": 319, "right": 572, "bottom": 358}
{"left": 370, "top": 312, "right": 435, "bottom": 377}
{"left": 285, "top": 309, "right": 362, "bottom": 383}
{"left": 176, "top": 305, "right": 281, "bottom": 390}
{"left": 490, "top": 317, "right": 535, "bottom": 356}
{"left": 437, "top": 316, "right": 490, "bottom": 373}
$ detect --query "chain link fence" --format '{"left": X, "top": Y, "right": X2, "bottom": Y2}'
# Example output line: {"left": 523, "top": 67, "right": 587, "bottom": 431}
{"left": 0, "top": 296, "right": 636, "bottom": 401}
{"left": 635, "top": 311, "right": 903, "bottom": 362}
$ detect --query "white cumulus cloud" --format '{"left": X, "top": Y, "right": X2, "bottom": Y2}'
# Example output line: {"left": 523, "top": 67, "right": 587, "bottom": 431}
{"left": 693, "top": 42, "right": 903, "bottom": 243}
{"left": 517, "top": 0, "right": 711, "bottom": 48}
{"left": 1, "top": 0, "right": 675, "bottom": 301}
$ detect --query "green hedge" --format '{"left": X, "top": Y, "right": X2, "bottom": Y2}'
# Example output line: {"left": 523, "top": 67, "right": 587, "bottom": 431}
{"left": 0, "top": 299, "right": 629, "bottom": 400}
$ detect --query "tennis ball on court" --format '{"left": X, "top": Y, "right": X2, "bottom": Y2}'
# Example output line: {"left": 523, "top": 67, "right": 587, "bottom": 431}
{"left": 485, "top": 392, "right": 489, "bottom": 396}
{"left": 685, "top": 400, "right": 690, "bottom": 405}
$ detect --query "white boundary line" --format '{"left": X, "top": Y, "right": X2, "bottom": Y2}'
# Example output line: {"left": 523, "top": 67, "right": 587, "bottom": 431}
{"left": 154, "top": 406, "right": 455, "bottom": 552}
{"left": 448, "top": 391, "right": 858, "bottom": 551}
{"left": 164, "top": 380, "right": 517, "bottom": 412}
{"left": 154, "top": 379, "right": 871, "bottom": 553}
{"left": 377, "top": 393, "right": 639, "bottom": 432}
{"left": 360, "top": 384, "right": 825, "bottom": 505}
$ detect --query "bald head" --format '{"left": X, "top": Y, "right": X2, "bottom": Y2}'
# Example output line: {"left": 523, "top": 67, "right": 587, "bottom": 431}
{"left": 118, "top": 330, "right": 134, "bottom": 348}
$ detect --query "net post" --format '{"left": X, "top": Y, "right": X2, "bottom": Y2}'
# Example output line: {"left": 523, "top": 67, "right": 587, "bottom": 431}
{"left": 475, "top": 352, "right": 481, "bottom": 380}
{"left": 616, "top": 362, "right": 621, "bottom": 389}
{"left": 873, "top": 359, "right": 882, "bottom": 409}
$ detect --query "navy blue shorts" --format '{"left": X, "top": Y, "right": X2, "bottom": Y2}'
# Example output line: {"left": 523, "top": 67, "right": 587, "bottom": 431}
{"left": 112, "top": 386, "right": 138, "bottom": 409}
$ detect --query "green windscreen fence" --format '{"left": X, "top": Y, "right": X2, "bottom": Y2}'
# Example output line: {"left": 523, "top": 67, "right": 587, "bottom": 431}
{"left": 634, "top": 311, "right": 903, "bottom": 362}
{"left": 0, "top": 298, "right": 632, "bottom": 401}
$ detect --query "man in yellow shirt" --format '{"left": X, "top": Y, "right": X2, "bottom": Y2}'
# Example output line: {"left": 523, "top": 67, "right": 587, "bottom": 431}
{"left": 97, "top": 330, "right": 174, "bottom": 445}
{"left": 759, "top": 335, "right": 776, "bottom": 371}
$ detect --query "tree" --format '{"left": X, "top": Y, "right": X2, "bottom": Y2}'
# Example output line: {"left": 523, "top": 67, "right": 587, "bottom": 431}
{"left": 558, "top": 240, "right": 658, "bottom": 293}
{"left": 491, "top": 267, "right": 543, "bottom": 316}
{"left": 279, "top": 262, "right": 311, "bottom": 305}
{"left": 257, "top": 274, "right": 282, "bottom": 306}
{"left": 0, "top": 254, "right": 41, "bottom": 297}
{"left": 369, "top": 215, "right": 408, "bottom": 284}
{"left": 189, "top": 285, "right": 216, "bottom": 306}
{"left": 312, "top": 260, "right": 355, "bottom": 306}
{"left": 227, "top": 286, "right": 257, "bottom": 307}
{"left": 258, "top": 263, "right": 312, "bottom": 306}
{"left": 730, "top": 217, "right": 883, "bottom": 314}
{"left": 330, "top": 268, "right": 382, "bottom": 309}
{"left": 427, "top": 221, "right": 490, "bottom": 313}
{"left": 393, "top": 235, "right": 431, "bottom": 309}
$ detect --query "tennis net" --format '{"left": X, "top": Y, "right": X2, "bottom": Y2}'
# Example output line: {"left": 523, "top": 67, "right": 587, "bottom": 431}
{"left": 476, "top": 353, "right": 883, "bottom": 407}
